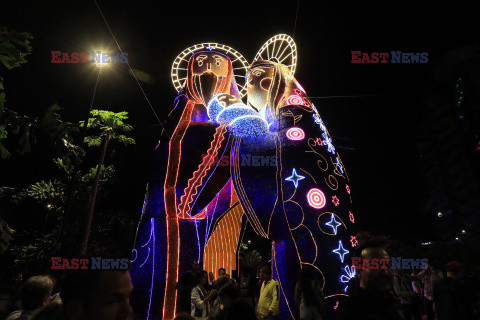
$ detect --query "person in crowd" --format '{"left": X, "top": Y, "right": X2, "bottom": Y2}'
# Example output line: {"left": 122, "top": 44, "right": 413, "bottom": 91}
{"left": 191, "top": 270, "right": 217, "bottom": 319}
{"left": 294, "top": 268, "right": 326, "bottom": 320}
{"left": 208, "top": 278, "right": 238, "bottom": 320}
{"left": 225, "top": 298, "right": 257, "bottom": 320}
{"left": 209, "top": 276, "right": 230, "bottom": 320}
{"left": 257, "top": 263, "right": 279, "bottom": 320}
{"left": 394, "top": 269, "right": 421, "bottom": 320}
{"left": 6, "top": 275, "right": 54, "bottom": 320}
{"left": 206, "top": 272, "right": 216, "bottom": 291}
{"left": 419, "top": 264, "right": 443, "bottom": 320}
{"left": 239, "top": 270, "right": 256, "bottom": 309}
{"left": 218, "top": 268, "right": 226, "bottom": 278}
{"left": 335, "top": 240, "right": 403, "bottom": 320}
{"left": 433, "top": 261, "right": 475, "bottom": 320}
{"left": 30, "top": 299, "right": 63, "bottom": 320}
{"left": 177, "top": 261, "right": 202, "bottom": 313}
{"left": 61, "top": 268, "right": 133, "bottom": 320}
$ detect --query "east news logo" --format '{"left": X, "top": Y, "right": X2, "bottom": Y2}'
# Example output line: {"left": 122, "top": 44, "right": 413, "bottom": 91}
{"left": 351, "top": 51, "right": 428, "bottom": 63}
{"left": 51, "top": 51, "right": 128, "bottom": 64}
{"left": 51, "top": 257, "right": 129, "bottom": 269}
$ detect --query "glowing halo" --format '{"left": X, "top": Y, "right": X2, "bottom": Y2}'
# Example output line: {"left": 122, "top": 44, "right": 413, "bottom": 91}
{"left": 171, "top": 43, "right": 249, "bottom": 97}
{"left": 307, "top": 188, "right": 326, "bottom": 209}
{"left": 286, "top": 127, "right": 305, "bottom": 141}
{"left": 254, "top": 34, "right": 297, "bottom": 74}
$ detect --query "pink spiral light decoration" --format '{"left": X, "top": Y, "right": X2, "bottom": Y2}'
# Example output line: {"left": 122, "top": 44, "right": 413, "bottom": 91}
{"left": 286, "top": 127, "right": 305, "bottom": 141}
{"left": 286, "top": 94, "right": 304, "bottom": 106}
{"left": 307, "top": 188, "right": 326, "bottom": 209}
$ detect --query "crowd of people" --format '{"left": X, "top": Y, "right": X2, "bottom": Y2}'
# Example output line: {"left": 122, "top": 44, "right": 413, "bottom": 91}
{"left": 336, "top": 241, "right": 480, "bottom": 320}
{"left": 3, "top": 247, "right": 479, "bottom": 320}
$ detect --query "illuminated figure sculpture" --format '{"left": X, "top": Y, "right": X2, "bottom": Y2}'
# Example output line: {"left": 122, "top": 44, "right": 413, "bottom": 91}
{"left": 131, "top": 35, "right": 356, "bottom": 320}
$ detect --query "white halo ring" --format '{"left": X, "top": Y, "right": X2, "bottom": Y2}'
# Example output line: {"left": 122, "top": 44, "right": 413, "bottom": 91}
{"left": 254, "top": 34, "right": 297, "bottom": 75}
{"left": 171, "top": 43, "right": 249, "bottom": 97}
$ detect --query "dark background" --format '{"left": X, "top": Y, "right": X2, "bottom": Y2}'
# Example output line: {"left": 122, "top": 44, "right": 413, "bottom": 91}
{"left": 1, "top": 0, "right": 477, "bottom": 245}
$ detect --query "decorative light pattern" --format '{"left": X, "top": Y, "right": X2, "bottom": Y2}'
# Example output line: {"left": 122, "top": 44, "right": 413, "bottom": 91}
{"left": 313, "top": 113, "right": 327, "bottom": 132}
{"left": 332, "top": 195, "right": 340, "bottom": 207}
{"left": 254, "top": 34, "right": 297, "bottom": 74}
{"left": 315, "top": 137, "right": 323, "bottom": 146}
{"left": 334, "top": 301, "right": 340, "bottom": 310}
{"left": 346, "top": 185, "right": 350, "bottom": 194}
{"left": 286, "top": 127, "right": 305, "bottom": 141}
{"left": 336, "top": 157, "right": 344, "bottom": 174}
{"left": 322, "top": 132, "right": 336, "bottom": 154}
{"left": 339, "top": 265, "right": 356, "bottom": 292}
{"left": 350, "top": 236, "right": 358, "bottom": 247}
{"left": 325, "top": 214, "right": 342, "bottom": 235}
{"left": 307, "top": 188, "right": 327, "bottom": 209}
{"left": 286, "top": 94, "right": 304, "bottom": 106}
{"left": 285, "top": 168, "right": 305, "bottom": 188}
{"left": 171, "top": 42, "right": 249, "bottom": 96}
{"left": 332, "top": 240, "right": 349, "bottom": 263}
{"left": 349, "top": 211, "right": 355, "bottom": 223}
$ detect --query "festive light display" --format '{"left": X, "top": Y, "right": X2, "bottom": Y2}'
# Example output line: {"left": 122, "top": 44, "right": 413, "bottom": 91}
{"left": 285, "top": 168, "right": 305, "bottom": 188}
{"left": 131, "top": 34, "right": 356, "bottom": 320}
{"left": 286, "top": 127, "right": 306, "bottom": 141}
{"left": 307, "top": 188, "right": 327, "bottom": 209}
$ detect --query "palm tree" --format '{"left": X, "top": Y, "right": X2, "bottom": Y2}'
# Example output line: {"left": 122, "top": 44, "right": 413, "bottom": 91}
{"left": 80, "top": 110, "right": 135, "bottom": 254}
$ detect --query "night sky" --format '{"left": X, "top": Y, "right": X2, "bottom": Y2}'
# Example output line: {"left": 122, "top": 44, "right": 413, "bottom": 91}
{"left": 1, "top": 0, "right": 477, "bottom": 243}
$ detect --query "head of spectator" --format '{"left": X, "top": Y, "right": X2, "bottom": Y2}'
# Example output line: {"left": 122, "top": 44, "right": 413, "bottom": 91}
{"left": 31, "top": 299, "right": 63, "bottom": 320}
{"left": 61, "top": 269, "right": 133, "bottom": 320}
{"left": 218, "top": 282, "right": 239, "bottom": 311}
{"left": 195, "top": 270, "right": 208, "bottom": 289}
{"left": 218, "top": 268, "right": 226, "bottom": 277}
{"left": 355, "top": 240, "right": 393, "bottom": 294}
{"left": 21, "top": 275, "right": 54, "bottom": 312}
{"left": 225, "top": 298, "right": 256, "bottom": 320}
{"left": 174, "top": 312, "right": 196, "bottom": 320}
{"left": 208, "top": 272, "right": 214, "bottom": 283}
{"left": 259, "top": 263, "right": 272, "bottom": 283}
{"left": 190, "top": 260, "right": 200, "bottom": 273}
{"left": 214, "top": 275, "right": 230, "bottom": 290}
{"left": 445, "top": 261, "right": 464, "bottom": 280}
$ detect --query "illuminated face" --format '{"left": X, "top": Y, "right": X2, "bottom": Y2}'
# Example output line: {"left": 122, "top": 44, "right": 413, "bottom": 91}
{"left": 191, "top": 52, "right": 229, "bottom": 77}
{"left": 187, "top": 51, "right": 232, "bottom": 105}
{"left": 246, "top": 66, "right": 274, "bottom": 111}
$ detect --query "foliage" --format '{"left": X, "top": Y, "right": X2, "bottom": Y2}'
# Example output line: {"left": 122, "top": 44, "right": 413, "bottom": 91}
{"left": 81, "top": 110, "right": 135, "bottom": 147}
{"left": 0, "top": 216, "right": 14, "bottom": 255}
{"left": 239, "top": 249, "right": 263, "bottom": 273}
{"left": 0, "top": 27, "right": 34, "bottom": 158}
{"left": 0, "top": 26, "right": 33, "bottom": 70}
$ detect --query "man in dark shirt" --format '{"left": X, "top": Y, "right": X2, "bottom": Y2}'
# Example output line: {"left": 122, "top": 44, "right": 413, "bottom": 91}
{"left": 433, "top": 261, "right": 474, "bottom": 320}
{"left": 335, "top": 240, "right": 403, "bottom": 320}
{"left": 176, "top": 260, "right": 201, "bottom": 313}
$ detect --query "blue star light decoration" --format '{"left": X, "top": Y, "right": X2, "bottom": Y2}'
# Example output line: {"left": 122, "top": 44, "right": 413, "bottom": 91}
{"left": 332, "top": 240, "right": 349, "bottom": 263}
{"left": 340, "top": 265, "right": 356, "bottom": 292}
{"left": 325, "top": 214, "right": 342, "bottom": 235}
{"left": 285, "top": 168, "right": 305, "bottom": 188}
